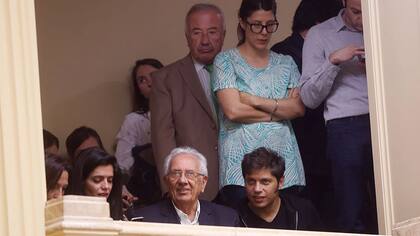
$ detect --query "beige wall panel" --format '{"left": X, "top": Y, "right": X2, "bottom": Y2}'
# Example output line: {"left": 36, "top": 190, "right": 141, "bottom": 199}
{"left": 363, "top": 0, "right": 420, "bottom": 233}
{"left": 379, "top": 1, "right": 420, "bottom": 224}
{"left": 35, "top": 0, "right": 300, "bottom": 154}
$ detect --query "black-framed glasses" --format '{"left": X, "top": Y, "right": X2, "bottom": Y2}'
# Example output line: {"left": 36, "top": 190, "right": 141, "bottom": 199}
{"left": 167, "top": 170, "right": 204, "bottom": 181}
{"left": 246, "top": 21, "right": 279, "bottom": 34}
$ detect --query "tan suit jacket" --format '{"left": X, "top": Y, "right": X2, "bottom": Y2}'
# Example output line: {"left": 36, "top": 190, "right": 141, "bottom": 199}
{"left": 150, "top": 55, "right": 219, "bottom": 200}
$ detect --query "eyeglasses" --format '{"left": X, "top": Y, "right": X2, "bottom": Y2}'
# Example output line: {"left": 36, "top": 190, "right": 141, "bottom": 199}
{"left": 246, "top": 21, "right": 279, "bottom": 34}
{"left": 167, "top": 170, "right": 204, "bottom": 181}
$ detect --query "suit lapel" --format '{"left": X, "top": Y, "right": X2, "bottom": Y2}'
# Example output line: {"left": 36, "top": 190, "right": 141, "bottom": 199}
{"left": 178, "top": 56, "right": 217, "bottom": 124}
{"left": 198, "top": 200, "right": 215, "bottom": 225}
{"left": 160, "top": 199, "right": 181, "bottom": 224}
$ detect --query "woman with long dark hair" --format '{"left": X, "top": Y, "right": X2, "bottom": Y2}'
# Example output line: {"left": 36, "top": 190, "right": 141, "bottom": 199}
{"left": 67, "top": 147, "right": 123, "bottom": 220}
{"left": 212, "top": 0, "right": 305, "bottom": 191}
{"left": 45, "top": 154, "right": 71, "bottom": 200}
{"left": 115, "top": 58, "right": 163, "bottom": 176}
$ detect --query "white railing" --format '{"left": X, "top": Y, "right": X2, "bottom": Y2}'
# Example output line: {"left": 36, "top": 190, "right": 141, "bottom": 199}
{"left": 46, "top": 195, "right": 386, "bottom": 236}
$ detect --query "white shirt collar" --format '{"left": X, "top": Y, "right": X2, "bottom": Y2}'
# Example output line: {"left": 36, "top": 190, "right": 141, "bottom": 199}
{"left": 172, "top": 200, "right": 201, "bottom": 225}
{"left": 192, "top": 58, "right": 206, "bottom": 73}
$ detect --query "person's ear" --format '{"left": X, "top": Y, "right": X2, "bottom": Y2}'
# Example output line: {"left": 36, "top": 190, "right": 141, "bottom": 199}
{"left": 239, "top": 18, "right": 246, "bottom": 31}
{"left": 201, "top": 176, "right": 208, "bottom": 193}
{"left": 278, "top": 176, "right": 285, "bottom": 189}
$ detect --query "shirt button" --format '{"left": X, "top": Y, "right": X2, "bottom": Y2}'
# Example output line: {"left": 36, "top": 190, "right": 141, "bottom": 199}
{"left": 214, "top": 146, "right": 218, "bottom": 150}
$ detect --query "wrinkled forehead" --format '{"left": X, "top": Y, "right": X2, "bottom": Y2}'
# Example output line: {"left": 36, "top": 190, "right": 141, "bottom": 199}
{"left": 169, "top": 154, "right": 200, "bottom": 171}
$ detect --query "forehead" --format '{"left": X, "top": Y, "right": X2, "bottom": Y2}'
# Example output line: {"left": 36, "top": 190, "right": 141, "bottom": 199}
{"left": 170, "top": 154, "right": 200, "bottom": 170}
{"left": 346, "top": 0, "right": 361, "bottom": 9}
{"left": 90, "top": 164, "right": 114, "bottom": 176}
{"left": 248, "top": 9, "right": 275, "bottom": 21}
{"left": 136, "top": 64, "right": 158, "bottom": 76}
{"left": 245, "top": 168, "right": 276, "bottom": 180}
{"left": 187, "top": 10, "right": 223, "bottom": 30}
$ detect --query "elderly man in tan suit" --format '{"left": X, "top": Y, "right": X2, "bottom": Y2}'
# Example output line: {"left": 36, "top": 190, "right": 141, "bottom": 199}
{"left": 150, "top": 3, "right": 225, "bottom": 200}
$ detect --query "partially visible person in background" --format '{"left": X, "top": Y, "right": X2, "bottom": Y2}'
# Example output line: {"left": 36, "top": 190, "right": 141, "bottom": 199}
{"left": 45, "top": 154, "right": 71, "bottom": 200}
{"left": 43, "top": 129, "right": 60, "bottom": 155}
{"left": 115, "top": 58, "right": 163, "bottom": 205}
{"left": 271, "top": 0, "right": 342, "bottom": 72}
{"left": 67, "top": 147, "right": 123, "bottom": 220}
{"left": 65, "top": 126, "right": 104, "bottom": 163}
{"left": 271, "top": 0, "right": 342, "bottom": 230}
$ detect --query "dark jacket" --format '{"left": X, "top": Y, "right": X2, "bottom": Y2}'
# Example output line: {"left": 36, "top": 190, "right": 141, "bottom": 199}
{"left": 127, "top": 198, "right": 240, "bottom": 227}
{"left": 238, "top": 192, "right": 322, "bottom": 231}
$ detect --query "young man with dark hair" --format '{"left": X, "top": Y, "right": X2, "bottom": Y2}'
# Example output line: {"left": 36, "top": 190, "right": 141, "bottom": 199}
{"left": 238, "top": 147, "right": 321, "bottom": 230}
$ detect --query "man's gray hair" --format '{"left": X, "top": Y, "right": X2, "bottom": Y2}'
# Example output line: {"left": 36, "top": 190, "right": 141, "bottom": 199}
{"left": 163, "top": 146, "right": 208, "bottom": 177}
{"left": 185, "top": 3, "right": 226, "bottom": 33}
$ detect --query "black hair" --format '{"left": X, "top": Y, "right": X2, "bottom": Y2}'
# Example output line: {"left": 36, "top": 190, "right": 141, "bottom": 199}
{"left": 237, "top": 0, "right": 277, "bottom": 46}
{"left": 43, "top": 129, "right": 59, "bottom": 150}
{"left": 131, "top": 58, "right": 164, "bottom": 113}
{"left": 292, "top": 0, "right": 343, "bottom": 32}
{"left": 241, "top": 147, "right": 285, "bottom": 182}
{"left": 65, "top": 126, "right": 105, "bottom": 161}
{"left": 45, "top": 154, "right": 71, "bottom": 197}
{"left": 67, "top": 147, "right": 123, "bottom": 220}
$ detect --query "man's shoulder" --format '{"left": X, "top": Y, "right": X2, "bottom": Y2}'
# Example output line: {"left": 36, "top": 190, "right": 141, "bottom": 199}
{"left": 152, "top": 55, "right": 193, "bottom": 80}
{"left": 200, "top": 200, "right": 239, "bottom": 226}
{"left": 281, "top": 193, "right": 317, "bottom": 213}
{"left": 201, "top": 200, "right": 237, "bottom": 214}
{"left": 309, "top": 16, "right": 338, "bottom": 34}
{"left": 127, "top": 200, "right": 168, "bottom": 220}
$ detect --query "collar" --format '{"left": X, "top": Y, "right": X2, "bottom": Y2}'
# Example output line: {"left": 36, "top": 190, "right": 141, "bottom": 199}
{"left": 172, "top": 200, "right": 201, "bottom": 225}
{"left": 192, "top": 57, "right": 206, "bottom": 73}
{"left": 335, "top": 9, "right": 361, "bottom": 33}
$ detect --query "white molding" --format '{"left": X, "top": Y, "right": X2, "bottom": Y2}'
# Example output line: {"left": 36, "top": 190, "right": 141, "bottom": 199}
{"left": 362, "top": 0, "right": 394, "bottom": 234}
{"left": 45, "top": 196, "right": 382, "bottom": 236}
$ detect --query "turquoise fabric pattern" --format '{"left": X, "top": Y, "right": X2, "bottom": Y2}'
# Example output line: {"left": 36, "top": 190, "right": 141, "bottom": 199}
{"left": 212, "top": 48, "right": 306, "bottom": 188}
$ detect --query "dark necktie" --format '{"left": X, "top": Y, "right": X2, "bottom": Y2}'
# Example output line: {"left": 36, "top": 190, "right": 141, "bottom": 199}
{"left": 204, "top": 64, "right": 213, "bottom": 74}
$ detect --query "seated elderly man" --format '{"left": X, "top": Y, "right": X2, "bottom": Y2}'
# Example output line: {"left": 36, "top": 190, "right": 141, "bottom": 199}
{"left": 238, "top": 147, "right": 321, "bottom": 230}
{"left": 128, "top": 147, "right": 240, "bottom": 226}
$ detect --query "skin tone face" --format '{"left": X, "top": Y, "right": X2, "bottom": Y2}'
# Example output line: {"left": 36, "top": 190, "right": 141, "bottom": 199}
{"left": 75, "top": 136, "right": 99, "bottom": 156}
{"left": 45, "top": 144, "right": 59, "bottom": 155}
{"left": 186, "top": 9, "right": 225, "bottom": 65}
{"left": 245, "top": 168, "right": 284, "bottom": 214}
{"left": 342, "top": 0, "right": 363, "bottom": 32}
{"left": 47, "top": 170, "right": 69, "bottom": 200}
{"left": 136, "top": 64, "right": 159, "bottom": 99}
{"left": 84, "top": 164, "right": 114, "bottom": 199}
{"left": 165, "top": 154, "right": 208, "bottom": 212}
{"left": 240, "top": 10, "right": 276, "bottom": 52}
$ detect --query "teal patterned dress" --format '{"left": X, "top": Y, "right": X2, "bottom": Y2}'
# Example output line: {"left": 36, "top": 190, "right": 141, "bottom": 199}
{"left": 212, "top": 48, "right": 305, "bottom": 188}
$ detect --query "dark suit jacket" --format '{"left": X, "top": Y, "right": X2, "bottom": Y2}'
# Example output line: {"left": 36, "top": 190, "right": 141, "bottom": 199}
{"left": 127, "top": 199, "right": 240, "bottom": 227}
{"left": 150, "top": 55, "right": 219, "bottom": 200}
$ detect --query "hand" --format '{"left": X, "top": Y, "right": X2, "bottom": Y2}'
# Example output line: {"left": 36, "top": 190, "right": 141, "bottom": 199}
{"left": 329, "top": 45, "right": 364, "bottom": 65}
{"left": 288, "top": 88, "right": 299, "bottom": 98}
{"left": 239, "top": 92, "right": 256, "bottom": 106}
{"left": 122, "top": 185, "right": 138, "bottom": 210}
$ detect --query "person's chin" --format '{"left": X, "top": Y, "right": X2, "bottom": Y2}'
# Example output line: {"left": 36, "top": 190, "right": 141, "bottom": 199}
{"left": 196, "top": 54, "right": 215, "bottom": 64}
